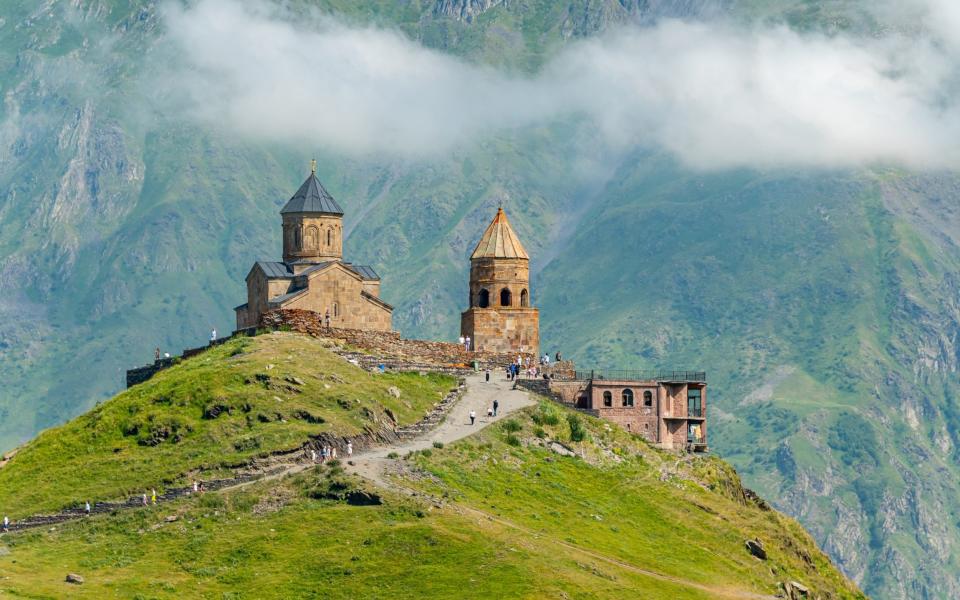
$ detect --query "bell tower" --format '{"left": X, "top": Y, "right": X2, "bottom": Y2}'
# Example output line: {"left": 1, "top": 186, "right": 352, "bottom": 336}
{"left": 460, "top": 208, "right": 539, "bottom": 354}
{"left": 281, "top": 160, "right": 344, "bottom": 267}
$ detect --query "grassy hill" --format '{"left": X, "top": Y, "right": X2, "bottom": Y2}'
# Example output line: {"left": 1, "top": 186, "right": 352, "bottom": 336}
{"left": 0, "top": 340, "right": 862, "bottom": 598}
{"left": 0, "top": 332, "right": 455, "bottom": 517}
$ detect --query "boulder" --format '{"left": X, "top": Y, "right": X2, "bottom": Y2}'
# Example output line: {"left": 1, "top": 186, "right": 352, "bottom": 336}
{"left": 783, "top": 581, "right": 810, "bottom": 599}
{"left": 65, "top": 573, "right": 84, "bottom": 584}
{"left": 745, "top": 538, "right": 767, "bottom": 560}
{"left": 548, "top": 441, "right": 576, "bottom": 457}
{"left": 387, "top": 386, "right": 402, "bottom": 398}
{"left": 164, "top": 515, "right": 178, "bottom": 523}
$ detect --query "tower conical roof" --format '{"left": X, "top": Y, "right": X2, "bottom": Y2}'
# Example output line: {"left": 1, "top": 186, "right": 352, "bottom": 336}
{"left": 280, "top": 171, "right": 344, "bottom": 215}
{"left": 470, "top": 208, "right": 529, "bottom": 260}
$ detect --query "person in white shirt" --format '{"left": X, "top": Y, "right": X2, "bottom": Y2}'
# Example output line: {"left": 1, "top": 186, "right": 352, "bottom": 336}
{"left": 3, "top": 515, "right": 9, "bottom": 531}
{"left": 469, "top": 410, "right": 476, "bottom": 425}
{"left": 210, "top": 328, "right": 217, "bottom": 341}
{"left": 347, "top": 441, "right": 353, "bottom": 458}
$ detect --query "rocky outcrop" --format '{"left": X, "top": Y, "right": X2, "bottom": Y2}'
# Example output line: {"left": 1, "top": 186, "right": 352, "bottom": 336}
{"left": 434, "top": 0, "right": 505, "bottom": 21}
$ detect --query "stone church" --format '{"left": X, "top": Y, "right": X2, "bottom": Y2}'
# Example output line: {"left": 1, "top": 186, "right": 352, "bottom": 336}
{"left": 235, "top": 166, "right": 392, "bottom": 331}
{"left": 460, "top": 208, "right": 539, "bottom": 354}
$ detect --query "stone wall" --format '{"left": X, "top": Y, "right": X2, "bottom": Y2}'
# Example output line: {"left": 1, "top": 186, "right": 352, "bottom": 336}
{"left": 260, "top": 309, "right": 531, "bottom": 370}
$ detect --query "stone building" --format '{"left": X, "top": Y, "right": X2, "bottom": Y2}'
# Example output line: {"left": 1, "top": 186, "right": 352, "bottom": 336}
{"left": 235, "top": 166, "right": 392, "bottom": 331}
{"left": 545, "top": 370, "right": 707, "bottom": 452}
{"left": 460, "top": 208, "right": 539, "bottom": 354}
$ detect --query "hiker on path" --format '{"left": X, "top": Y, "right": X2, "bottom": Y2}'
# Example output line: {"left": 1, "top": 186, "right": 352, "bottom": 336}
{"left": 493, "top": 399, "right": 499, "bottom": 417}
{"left": 3, "top": 515, "right": 8, "bottom": 532}
{"left": 465, "top": 336, "right": 471, "bottom": 351}
{"left": 469, "top": 410, "right": 476, "bottom": 425}
{"left": 331, "top": 447, "right": 337, "bottom": 460}
{"left": 142, "top": 493, "right": 148, "bottom": 506}
{"left": 210, "top": 328, "right": 217, "bottom": 342}
{"left": 151, "top": 489, "right": 157, "bottom": 505}
{"left": 311, "top": 449, "right": 317, "bottom": 463}
{"left": 193, "top": 481, "right": 199, "bottom": 494}
{"left": 347, "top": 441, "right": 353, "bottom": 458}
{"left": 325, "top": 309, "right": 331, "bottom": 329}
{"left": 485, "top": 369, "right": 490, "bottom": 382}
{"left": 85, "top": 501, "right": 91, "bottom": 515}
{"left": 487, "top": 406, "right": 493, "bottom": 417}
{"left": 321, "top": 446, "right": 328, "bottom": 463}
{"left": 155, "top": 347, "right": 160, "bottom": 361}
{"left": 458, "top": 335, "right": 465, "bottom": 347}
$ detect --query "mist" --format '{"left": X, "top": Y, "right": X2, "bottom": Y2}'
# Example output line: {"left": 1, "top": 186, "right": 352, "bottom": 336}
{"left": 157, "top": 0, "right": 960, "bottom": 171}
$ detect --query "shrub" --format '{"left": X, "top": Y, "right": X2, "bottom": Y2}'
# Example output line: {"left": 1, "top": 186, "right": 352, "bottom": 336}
{"left": 567, "top": 414, "right": 586, "bottom": 442}
{"left": 387, "top": 451, "right": 399, "bottom": 459}
{"left": 432, "top": 441, "right": 444, "bottom": 449}
{"left": 506, "top": 434, "right": 521, "bottom": 447}
{"left": 531, "top": 413, "right": 543, "bottom": 426}
{"left": 503, "top": 419, "right": 522, "bottom": 433}
{"left": 533, "top": 427, "right": 546, "bottom": 439}
{"left": 541, "top": 410, "right": 560, "bottom": 427}
{"left": 420, "top": 449, "right": 433, "bottom": 458}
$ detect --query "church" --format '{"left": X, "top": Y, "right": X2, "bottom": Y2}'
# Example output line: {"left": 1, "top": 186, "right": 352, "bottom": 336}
{"left": 234, "top": 164, "right": 392, "bottom": 331}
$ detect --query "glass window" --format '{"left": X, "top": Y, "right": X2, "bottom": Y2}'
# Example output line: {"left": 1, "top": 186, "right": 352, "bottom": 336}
{"left": 688, "top": 389, "right": 702, "bottom": 417}
{"left": 643, "top": 390, "right": 653, "bottom": 407}
{"left": 602, "top": 391, "right": 612, "bottom": 407}
{"left": 622, "top": 389, "right": 634, "bottom": 407}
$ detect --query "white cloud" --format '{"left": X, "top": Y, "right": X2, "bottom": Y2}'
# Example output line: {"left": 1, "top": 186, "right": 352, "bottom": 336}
{"left": 156, "top": 0, "right": 960, "bottom": 170}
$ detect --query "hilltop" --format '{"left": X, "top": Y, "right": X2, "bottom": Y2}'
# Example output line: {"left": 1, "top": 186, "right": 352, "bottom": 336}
{"left": 0, "top": 333, "right": 863, "bottom": 599}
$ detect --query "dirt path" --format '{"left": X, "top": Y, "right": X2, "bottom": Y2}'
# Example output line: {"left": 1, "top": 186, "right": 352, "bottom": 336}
{"left": 347, "top": 372, "right": 535, "bottom": 485}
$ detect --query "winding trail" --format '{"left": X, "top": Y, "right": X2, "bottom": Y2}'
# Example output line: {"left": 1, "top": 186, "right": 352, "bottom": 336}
{"left": 348, "top": 372, "right": 535, "bottom": 485}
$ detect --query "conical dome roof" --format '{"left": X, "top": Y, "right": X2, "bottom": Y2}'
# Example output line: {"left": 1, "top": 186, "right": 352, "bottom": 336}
{"left": 470, "top": 208, "right": 529, "bottom": 260}
{"left": 280, "top": 171, "right": 343, "bottom": 215}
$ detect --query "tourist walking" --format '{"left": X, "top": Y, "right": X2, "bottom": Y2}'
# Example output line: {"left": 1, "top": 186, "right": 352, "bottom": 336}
{"left": 85, "top": 501, "right": 91, "bottom": 515}
{"left": 465, "top": 336, "right": 471, "bottom": 351}
{"left": 142, "top": 493, "right": 148, "bottom": 506}
{"left": 331, "top": 447, "right": 337, "bottom": 460}
{"left": 154, "top": 347, "right": 160, "bottom": 361}
{"left": 485, "top": 369, "right": 490, "bottom": 382}
{"left": 321, "top": 446, "right": 329, "bottom": 463}
{"left": 458, "top": 335, "right": 465, "bottom": 347}
{"left": 469, "top": 410, "right": 476, "bottom": 425}
{"left": 151, "top": 489, "right": 157, "bottom": 505}
{"left": 325, "top": 309, "right": 331, "bottom": 329}
{"left": 3, "top": 515, "right": 8, "bottom": 532}
{"left": 210, "top": 328, "right": 217, "bottom": 342}
{"left": 493, "top": 399, "right": 499, "bottom": 417}
{"left": 311, "top": 449, "right": 317, "bottom": 463}
{"left": 347, "top": 441, "right": 353, "bottom": 458}
{"left": 556, "top": 351, "right": 562, "bottom": 362}
{"left": 193, "top": 481, "right": 199, "bottom": 494}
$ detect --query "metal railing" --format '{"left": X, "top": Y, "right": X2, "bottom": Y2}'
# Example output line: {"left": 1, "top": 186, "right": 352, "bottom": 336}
{"left": 574, "top": 369, "right": 706, "bottom": 383}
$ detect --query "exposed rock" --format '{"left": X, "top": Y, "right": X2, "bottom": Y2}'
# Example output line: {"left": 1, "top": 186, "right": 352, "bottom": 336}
{"left": 782, "top": 581, "right": 810, "bottom": 599}
{"left": 548, "top": 441, "right": 576, "bottom": 457}
{"left": 745, "top": 538, "right": 767, "bottom": 560}
{"left": 384, "top": 408, "right": 398, "bottom": 424}
{"left": 387, "top": 386, "right": 401, "bottom": 398}
{"left": 65, "top": 573, "right": 84, "bottom": 584}
{"left": 164, "top": 515, "right": 178, "bottom": 523}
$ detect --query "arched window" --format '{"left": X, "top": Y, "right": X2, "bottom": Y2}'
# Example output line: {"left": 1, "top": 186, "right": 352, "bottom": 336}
{"left": 294, "top": 227, "right": 302, "bottom": 250}
{"left": 520, "top": 289, "right": 529, "bottom": 307}
{"left": 500, "top": 288, "right": 512, "bottom": 307}
{"left": 332, "top": 302, "right": 339, "bottom": 317}
{"left": 477, "top": 289, "right": 490, "bottom": 308}
{"left": 622, "top": 389, "right": 634, "bottom": 407}
{"left": 643, "top": 391, "right": 653, "bottom": 407}
{"left": 305, "top": 226, "right": 319, "bottom": 250}
{"left": 326, "top": 228, "right": 333, "bottom": 246}
{"left": 602, "top": 391, "right": 612, "bottom": 407}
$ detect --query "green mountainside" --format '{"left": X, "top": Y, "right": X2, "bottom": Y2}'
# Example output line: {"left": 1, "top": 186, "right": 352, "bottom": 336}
{"left": 0, "top": 334, "right": 862, "bottom": 599}
{"left": 0, "top": 0, "right": 956, "bottom": 597}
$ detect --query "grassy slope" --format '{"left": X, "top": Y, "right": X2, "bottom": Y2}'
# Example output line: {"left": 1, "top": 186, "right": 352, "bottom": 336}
{"left": 0, "top": 332, "right": 455, "bottom": 517}
{"left": 0, "top": 398, "right": 863, "bottom": 599}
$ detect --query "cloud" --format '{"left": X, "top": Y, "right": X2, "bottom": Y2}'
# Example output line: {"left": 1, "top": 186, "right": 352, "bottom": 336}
{"left": 156, "top": 0, "right": 960, "bottom": 170}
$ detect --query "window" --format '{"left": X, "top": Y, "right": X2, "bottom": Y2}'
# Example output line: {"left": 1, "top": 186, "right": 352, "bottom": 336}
{"left": 477, "top": 289, "right": 490, "bottom": 308}
{"left": 500, "top": 288, "right": 512, "bottom": 307}
{"left": 520, "top": 289, "right": 529, "bottom": 307}
{"left": 294, "top": 227, "right": 302, "bottom": 250}
{"left": 332, "top": 302, "right": 339, "bottom": 318}
{"left": 326, "top": 228, "right": 333, "bottom": 246}
{"left": 643, "top": 390, "right": 653, "bottom": 407}
{"left": 622, "top": 389, "right": 634, "bottom": 407}
{"left": 305, "top": 226, "right": 319, "bottom": 250}
{"left": 688, "top": 389, "right": 702, "bottom": 417}
{"left": 602, "top": 391, "right": 612, "bottom": 407}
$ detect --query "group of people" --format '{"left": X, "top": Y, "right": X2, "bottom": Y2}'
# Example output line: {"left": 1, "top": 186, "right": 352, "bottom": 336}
{"left": 457, "top": 335, "right": 472, "bottom": 351}
{"left": 469, "top": 399, "right": 500, "bottom": 425}
{"left": 309, "top": 441, "right": 353, "bottom": 464}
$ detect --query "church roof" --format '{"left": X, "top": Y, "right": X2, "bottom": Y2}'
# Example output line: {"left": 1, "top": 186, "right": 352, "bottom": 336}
{"left": 470, "top": 207, "right": 529, "bottom": 260}
{"left": 280, "top": 171, "right": 344, "bottom": 215}
{"left": 254, "top": 261, "right": 293, "bottom": 279}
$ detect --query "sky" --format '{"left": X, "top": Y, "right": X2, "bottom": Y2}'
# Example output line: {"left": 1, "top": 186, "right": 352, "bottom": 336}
{"left": 158, "top": 0, "right": 960, "bottom": 171}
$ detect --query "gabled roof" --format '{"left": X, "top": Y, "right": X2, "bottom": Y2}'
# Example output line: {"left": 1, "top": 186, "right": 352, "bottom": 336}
{"left": 269, "top": 287, "right": 308, "bottom": 306}
{"left": 249, "top": 261, "right": 293, "bottom": 280}
{"left": 348, "top": 264, "right": 380, "bottom": 281}
{"left": 280, "top": 171, "right": 344, "bottom": 215}
{"left": 470, "top": 207, "right": 529, "bottom": 260}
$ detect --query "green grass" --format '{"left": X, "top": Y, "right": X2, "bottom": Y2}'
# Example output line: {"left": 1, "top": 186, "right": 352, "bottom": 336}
{"left": 0, "top": 332, "right": 454, "bottom": 517}
{"left": 0, "top": 398, "right": 863, "bottom": 599}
